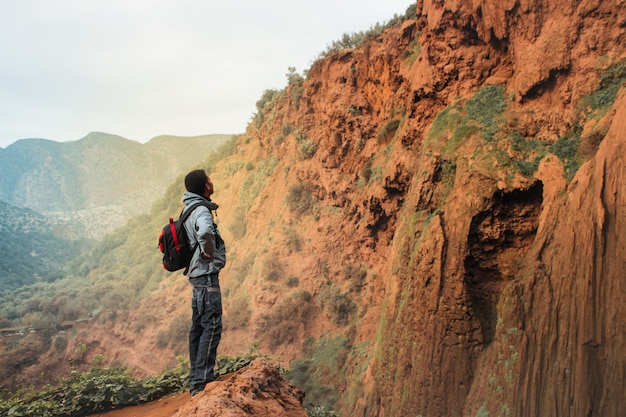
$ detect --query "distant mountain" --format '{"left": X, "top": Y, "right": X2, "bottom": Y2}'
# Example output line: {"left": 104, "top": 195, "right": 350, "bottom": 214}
{"left": 0, "top": 132, "right": 232, "bottom": 238}
{"left": 0, "top": 200, "right": 84, "bottom": 291}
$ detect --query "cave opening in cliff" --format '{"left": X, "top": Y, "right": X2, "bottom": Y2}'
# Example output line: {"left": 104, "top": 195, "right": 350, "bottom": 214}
{"left": 464, "top": 181, "right": 544, "bottom": 345}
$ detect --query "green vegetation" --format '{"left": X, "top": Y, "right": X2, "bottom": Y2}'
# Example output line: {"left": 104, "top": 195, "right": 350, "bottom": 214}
{"left": 427, "top": 59, "right": 625, "bottom": 182}
{"left": 294, "top": 130, "right": 318, "bottom": 160}
{"left": 0, "top": 354, "right": 263, "bottom": 417}
{"left": 579, "top": 58, "right": 626, "bottom": 117}
{"left": 465, "top": 85, "right": 507, "bottom": 142}
{"left": 284, "top": 227, "right": 303, "bottom": 253}
{"left": 287, "top": 335, "right": 352, "bottom": 412}
{"left": 0, "top": 361, "right": 188, "bottom": 417}
{"left": 424, "top": 84, "right": 596, "bottom": 182}
{"left": 550, "top": 128, "right": 582, "bottom": 181}
{"left": 286, "top": 276, "right": 300, "bottom": 287}
{"left": 286, "top": 67, "right": 305, "bottom": 108}
{"left": 254, "top": 89, "right": 282, "bottom": 128}
{"left": 342, "top": 264, "right": 367, "bottom": 293}
{"left": 320, "top": 4, "right": 417, "bottom": 57}
{"left": 0, "top": 202, "right": 87, "bottom": 291}
{"left": 238, "top": 157, "right": 279, "bottom": 209}
{"left": 227, "top": 156, "right": 279, "bottom": 238}
{"left": 358, "top": 156, "right": 383, "bottom": 187}
{"left": 262, "top": 253, "right": 284, "bottom": 282}
{"left": 317, "top": 282, "right": 356, "bottom": 325}
{"left": 402, "top": 35, "right": 422, "bottom": 66}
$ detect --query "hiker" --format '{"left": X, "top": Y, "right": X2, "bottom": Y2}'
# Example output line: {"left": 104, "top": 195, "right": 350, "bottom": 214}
{"left": 182, "top": 169, "right": 226, "bottom": 396}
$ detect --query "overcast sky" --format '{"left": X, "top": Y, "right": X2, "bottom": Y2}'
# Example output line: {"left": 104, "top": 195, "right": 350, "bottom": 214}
{"left": 0, "top": 1, "right": 413, "bottom": 149}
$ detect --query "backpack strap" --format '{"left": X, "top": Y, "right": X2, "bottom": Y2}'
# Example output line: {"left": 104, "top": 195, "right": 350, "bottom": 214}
{"left": 181, "top": 201, "right": 217, "bottom": 254}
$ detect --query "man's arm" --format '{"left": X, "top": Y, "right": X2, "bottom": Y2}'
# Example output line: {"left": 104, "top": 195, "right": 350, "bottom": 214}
{"left": 195, "top": 207, "right": 217, "bottom": 259}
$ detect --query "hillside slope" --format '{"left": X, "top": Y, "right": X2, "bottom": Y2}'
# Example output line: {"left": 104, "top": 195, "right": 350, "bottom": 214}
{"left": 0, "top": 201, "right": 83, "bottom": 290}
{"left": 2, "top": 1, "right": 625, "bottom": 417}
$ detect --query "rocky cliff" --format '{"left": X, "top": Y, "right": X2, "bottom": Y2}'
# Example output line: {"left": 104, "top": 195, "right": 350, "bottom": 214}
{"left": 206, "top": 0, "right": 624, "bottom": 416}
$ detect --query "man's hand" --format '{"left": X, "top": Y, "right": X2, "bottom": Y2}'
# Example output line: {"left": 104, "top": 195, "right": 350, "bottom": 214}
{"left": 201, "top": 252, "right": 215, "bottom": 260}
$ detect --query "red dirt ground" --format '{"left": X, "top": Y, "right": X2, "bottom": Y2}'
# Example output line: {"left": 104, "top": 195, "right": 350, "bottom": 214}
{"left": 88, "top": 393, "right": 189, "bottom": 417}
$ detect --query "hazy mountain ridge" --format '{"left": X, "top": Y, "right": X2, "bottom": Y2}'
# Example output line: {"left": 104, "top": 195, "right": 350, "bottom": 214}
{"left": 0, "top": 132, "right": 232, "bottom": 215}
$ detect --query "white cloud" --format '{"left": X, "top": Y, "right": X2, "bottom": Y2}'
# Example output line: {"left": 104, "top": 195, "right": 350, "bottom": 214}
{"left": 0, "top": 0, "right": 414, "bottom": 147}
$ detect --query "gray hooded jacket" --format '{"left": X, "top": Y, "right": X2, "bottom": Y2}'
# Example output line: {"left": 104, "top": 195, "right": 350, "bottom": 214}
{"left": 182, "top": 191, "right": 226, "bottom": 279}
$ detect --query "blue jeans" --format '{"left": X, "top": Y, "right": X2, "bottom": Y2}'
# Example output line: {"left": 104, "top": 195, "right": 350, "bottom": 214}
{"left": 189, "top": 284, "right": 222, "bottom": 393}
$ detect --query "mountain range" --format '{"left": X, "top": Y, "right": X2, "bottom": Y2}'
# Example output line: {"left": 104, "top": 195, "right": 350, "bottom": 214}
{"left": 0, "top": 132, "right": 231, "bottom": 238}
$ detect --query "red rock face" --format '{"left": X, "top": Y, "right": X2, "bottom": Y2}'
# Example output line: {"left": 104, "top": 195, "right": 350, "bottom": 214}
{"left": 236, "top": 1, "right": 625, "bottom": 416}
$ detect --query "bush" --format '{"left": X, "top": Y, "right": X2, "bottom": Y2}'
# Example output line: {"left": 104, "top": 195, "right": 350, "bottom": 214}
{"left": 282, "top": 122, "right": 293, "bottom": 136}
{"left": 343, "top": 264, "right": 367, "bottom": 292}
{"left": 293, "top": 130, "right": 317, "bottom": 160}
{"left": 299, "top": 140, "right": 318, "bottom": 159}
{"left": 262, "top": 253, "right": 284, "bottom": 282}
{"left": 317, "top": 283, "right": 356, "bottom": 325}
{"left": 254, "top": 89, "right": 281, "bottom": 127}
{"left": 550, "top": 131, "right": 581, "bottom": 181}
{"left": 230, "top": 252, "right": 256, "bottom": 284}
{"left": 286, "top": 183, "right": 318, "bottom": 216}
{"left": 286, "top": 276, "right": 300, "bottom": 287}
{"left": 0, "top": 365, "right": 187, "bottom": 417}
{"left": 284, "top": 227, "right": 303, "bottom": 253}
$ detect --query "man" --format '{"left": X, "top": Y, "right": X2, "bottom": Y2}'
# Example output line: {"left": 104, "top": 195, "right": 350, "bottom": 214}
{"left": 182, "top": 169, "right": 226, "bottom": 396}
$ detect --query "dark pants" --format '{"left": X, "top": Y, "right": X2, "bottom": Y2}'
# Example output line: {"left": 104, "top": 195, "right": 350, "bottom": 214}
{"left": 189, "top": 282, "right": 222, "bottom": 394}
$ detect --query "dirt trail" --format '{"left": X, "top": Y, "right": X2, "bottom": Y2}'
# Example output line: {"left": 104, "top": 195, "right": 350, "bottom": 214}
{"left": 88, "top": 393, "right": 189, "bottom": 417}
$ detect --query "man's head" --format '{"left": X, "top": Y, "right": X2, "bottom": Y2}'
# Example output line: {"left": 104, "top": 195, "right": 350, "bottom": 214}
{"left": 185, "top": 169, "right": 213, "bottom": 198}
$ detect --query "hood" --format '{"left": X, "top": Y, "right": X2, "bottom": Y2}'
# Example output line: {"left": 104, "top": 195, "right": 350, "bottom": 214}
{"left": 182, "top": 191, "right": 219, "bottom": 211}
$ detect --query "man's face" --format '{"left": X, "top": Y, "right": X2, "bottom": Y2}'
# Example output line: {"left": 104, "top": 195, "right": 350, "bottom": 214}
{"left": 205, "top": 175, "right": 214, "bottom": 197}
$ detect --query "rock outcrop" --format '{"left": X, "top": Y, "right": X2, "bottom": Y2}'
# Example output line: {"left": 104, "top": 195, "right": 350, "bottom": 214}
{"left": 212, "top": 1, "right": 625, "bottom": 416}
{"left": 172, "top": 359, "right": 307, "bottom": 417}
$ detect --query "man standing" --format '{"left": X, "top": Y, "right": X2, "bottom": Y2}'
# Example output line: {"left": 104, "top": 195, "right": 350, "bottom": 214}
{"left": 182, "top": 169, "right": 226, "bottom": 396}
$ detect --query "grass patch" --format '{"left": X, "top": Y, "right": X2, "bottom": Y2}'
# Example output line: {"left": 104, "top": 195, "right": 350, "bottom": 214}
{"left": 579, "top": 58, "right": 626, "bottom": 117}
